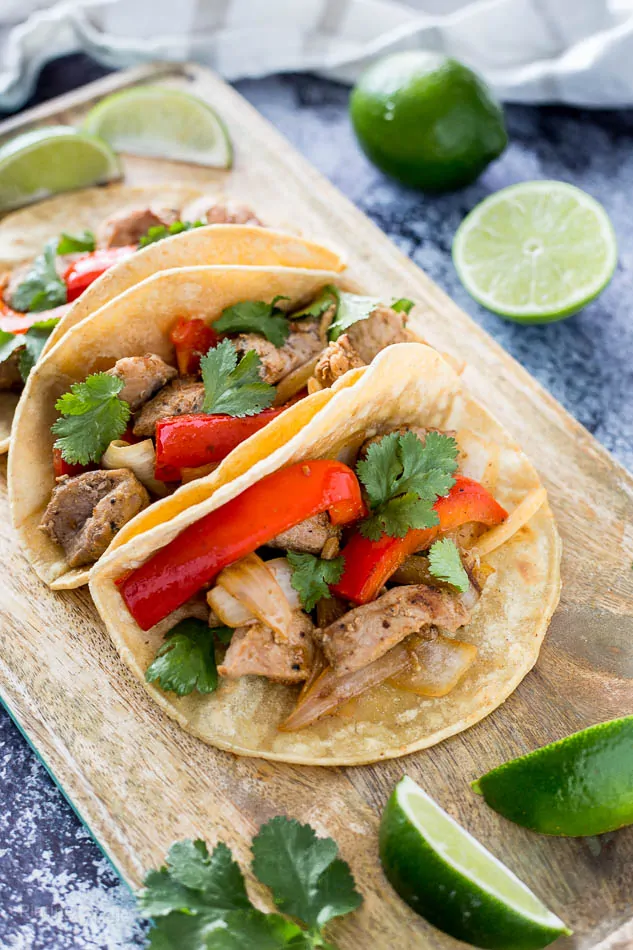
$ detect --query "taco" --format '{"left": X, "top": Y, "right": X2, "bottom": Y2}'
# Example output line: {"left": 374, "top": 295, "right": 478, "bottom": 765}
{"left": 0, "top": 184, "right": 344, "bottom": 451}
{"left": 10, "top": 266, "right": 414, "bottom": 591}
{"left": 88, "top": 343, "right": 561, "bottom": 766}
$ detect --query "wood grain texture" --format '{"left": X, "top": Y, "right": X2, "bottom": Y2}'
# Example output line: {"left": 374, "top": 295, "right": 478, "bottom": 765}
{"left": 0, "top": 63, "right": 632, "bottom": 948}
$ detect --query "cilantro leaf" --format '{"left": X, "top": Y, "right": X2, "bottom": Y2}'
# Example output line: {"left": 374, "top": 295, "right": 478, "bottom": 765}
{"left": 200, "top": 338, "right": 275, "bottom": 417}
{"left": 428, "top": 538, "right": 470, "bottom": 592}
{"left": 17, "top": 317, "right": 60, "bottom": 381}
{"left": 291, "top": 285, "right": 338, "bottom": 320}
{"left": 205, "top": 910, "right": 309, "bottom": 950}
{"left": 356, "top": 431, "right": 458, "bottom": 539}
{"left": 213, "top": 626, "right": 234, "bottom": 645}
{"left": 56, "top": 230, "right": 95, "bottom": 255}
{"left": 11, "top": 240, "right": 67, "bottom": 312}
{"left": 214, "top": 300, "right": 290, "bottom": 347}
{"left": 139, "top": 219, "right": 206, "bottom": 248}
{"left": 51, "top": 372, "right": 130, "bottom": 464}
{"left": 147, "top": 912, "right": 222, "bottom": 950}
{"left": 391, "top": 297, "right": 414, "bottom": 314}
{"left": 252, "top": 817, "right": 362, "bottom": 933}
{"left": 328, "top": 290, "right": 380, "bottom": 342}
{"left": 287, "top": 552, "right": 345, "bottom": 612}
{"left": 145, "top": 619, "right": 218, "bottom": 696}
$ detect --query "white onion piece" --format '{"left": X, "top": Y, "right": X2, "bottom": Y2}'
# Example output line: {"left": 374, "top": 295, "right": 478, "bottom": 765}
{"left": 274, "top": 355, "right": 320, "bottom": 405}
{"left": 217, "top": 552, "right": 293, "bottom": 640}
{"left": 101, "top": 440, "right": 167, "bottom": 496}
{"left": 389, "top": 635, "right": 477, "bottom": 697}
{"left": 207, "top": 586, "right": 256, "bottom": 628}
{"left": 265, "top": 558, "right": 302, "bottom": 610}
{"left": 468, "top": 486, "right": 547, "bottom": 558}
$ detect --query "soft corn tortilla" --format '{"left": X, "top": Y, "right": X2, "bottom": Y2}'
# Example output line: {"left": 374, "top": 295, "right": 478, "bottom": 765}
{"left": 89, "top": 343, "right": 561, "bottom": 767}
{"left": 0, "top": 184, "right": 344, "bottom": 452}
{"left": 9, "top": 265, "right": 348, "bottom": 590}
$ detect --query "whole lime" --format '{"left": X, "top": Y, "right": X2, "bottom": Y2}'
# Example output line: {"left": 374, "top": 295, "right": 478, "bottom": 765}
{"left": 350, "top": 52, "right": 507, "bottom": 192}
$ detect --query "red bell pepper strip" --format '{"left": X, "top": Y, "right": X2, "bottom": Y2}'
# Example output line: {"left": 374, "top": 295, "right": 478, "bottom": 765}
{"left": 52, "top": 448, "right": 90, "bottom": 479}
{"left": 0, "top": 302, "right": 70, "bottom": 334}
{"left": 64, "top": 246, "right": 137, "bottom": 302}
{"left": 119, "top": 460, "right": 365, "bottom": 630}
{"left": 169, "top": 317, "right": 219, "bottom": 375}
{"left": 332, "top": 476, "right": 508, "bottom": 605}
{"left": 154, "top": 408, "right": 288, "bottom": 481}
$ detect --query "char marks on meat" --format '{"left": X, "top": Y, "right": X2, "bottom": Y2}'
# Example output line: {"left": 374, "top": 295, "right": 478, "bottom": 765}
{"left": 320, "top": 584, "right": 471, "bottom": 675}
{"left": 219, "top": 612, "right": 315, "bottom": 683}
{"left": 345, "top": 303, "right": 410, "bottom": 363}
{"left": 268, "top": 512, "right": 341, "bottom": 556}
{"left": 97, "top": 205, "right": 179, "bottom": 248}
{"left": 40, "top": 468, "right": 149, "bottom": 568}
{"left": 106, "top": 354, "right": 177, "bottom": 411}
{"left": 133, "top": 377, "right": 205, "bottom": 437}
{"left": 232, "top": 319, "right": 322, "bottom": 385}
{"left": 313, "top": 334, "right": 365, "bottom": 389}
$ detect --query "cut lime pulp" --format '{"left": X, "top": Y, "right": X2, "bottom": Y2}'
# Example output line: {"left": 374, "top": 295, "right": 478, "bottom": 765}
{"left": 380, "top": 776, "right": 570, "bottom": 949}
{"left": 83, "top": 86, "right": 232, "bottom": 168}
{"left": 453, "top": 180, "right": 617, "bottom": 323}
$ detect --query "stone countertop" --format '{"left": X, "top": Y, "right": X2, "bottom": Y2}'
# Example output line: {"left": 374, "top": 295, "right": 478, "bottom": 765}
{"left": 1, "top": 55, "right": 632, "bottom": 950}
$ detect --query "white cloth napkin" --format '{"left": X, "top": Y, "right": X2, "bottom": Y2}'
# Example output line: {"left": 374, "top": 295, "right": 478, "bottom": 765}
{"left": 2, "top": 0, "right": 633, "bottom": 112}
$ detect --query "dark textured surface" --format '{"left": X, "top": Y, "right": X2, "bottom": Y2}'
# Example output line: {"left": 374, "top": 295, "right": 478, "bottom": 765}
{"left": 1, "top": 54, "right": 633, "bottom": 948}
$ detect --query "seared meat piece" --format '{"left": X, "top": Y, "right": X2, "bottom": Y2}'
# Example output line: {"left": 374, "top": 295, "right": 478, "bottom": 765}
{"left": 40, "top": 469, "right": 149, "bottom": 568}
{"left": 0, "top": 351, "right": 23, "bottom": 390}
{"left": 345, "top": 304, "right": 409, "bottom": 363}
{"left": 232, "top": 319, "right": 322, "bottom": 385}
{"left": 106, "top": 353, "right": 177, "bottom": 411}
{"left": 133, "top": 377, "right": 205, "bottom": 437}
{"left": 218, "top": 613, "right": 315, "bottom": 683}
{"left": 186, "top": 197, "right": 263, "bottom": 227}
{"left": 96, "top": 206, "right": 179, "bottom": 248}
{"left": 313, "top": 334, "right": 365, "bottom": 389}
{"left": 269, "top": 513, "right": 341, "bottom": 556}
{"left": 320, "top": 585, "right": 470, "bottom": 675}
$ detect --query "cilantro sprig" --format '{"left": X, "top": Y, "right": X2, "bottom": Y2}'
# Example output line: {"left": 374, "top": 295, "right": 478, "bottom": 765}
{"left": 0, "top": 316, "right": 60, "bottom": 382}
{"left": 11, "top": 240, "right": 67, "bottom": 313}
{"left": 214, "top": 298, "right": 291, "bottom": 347}
{"left": 138, "top": 817, "right": 362, "bottom": 949}
{"left": 287, "top": 551, "right": 345, "bottom": 612}
{"left": 145, "top": 620, "right": 228, "bottom": 697}
{"left": 56, "top": 229, "right": 96, "bottom": 254}
{"left": 428, "top": 538, "right": 470, "bottom": 592}
{"left": 200, "top": 338, "right": 276, "bottom": 417}
{"left": 356, "top": 430, "right": 458, "bottom": 540}
{"left": 51, "top": 373, "right": 130, "bottom": 465}
{"left": 391, "top": 297, "right": 414, "bottom": 314}
{"left": 139, "top": 219, "right": 206, "bottom": 248}
{"left": 291, "top": 285, "right": 338, "bottom": 321}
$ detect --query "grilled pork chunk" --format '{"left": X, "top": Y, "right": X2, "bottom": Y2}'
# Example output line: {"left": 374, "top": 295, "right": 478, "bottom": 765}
{"left": 219, "top": 612, "right": 315, "bottom": 683}
{"left": 106, "top": 354, "right": 177, "bottom": 411}
{"left": 0, "top": 350, "right": 22, "bottom": 390}
{"left": 184, "top": 197, "right": 263, "bottom": 227}
{"left": 313, "top": 334, "right": 365, "bottom": 389}
{"left": 345, "top": 304, "right": 409, "bottom": 363}
{"left": 268, "top": 513, "right": 341, "bottom": 556}
{"left": 320, "top": 585, "right": 471, "bottom": 675}
{"left": 96, "top": 206, "right": 179, "bottom": 248}
{"left": 232, "top": 320, "right": 322, "bottom": 385}
{"left": 40, "top": 469, "right": 149, "bottom": 568}
{"left": 133, "top": 377, "right": 205, "bottom": 437}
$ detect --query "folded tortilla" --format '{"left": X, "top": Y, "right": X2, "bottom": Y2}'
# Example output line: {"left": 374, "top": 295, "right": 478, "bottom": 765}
{"left": 9, "top": 265, "right": 348, "bottom": 590}
{"left": 89, "top": 343, "right": 561, "bottom": 766}
{"left": 0, "top": 184, "right": 344, "bottom": 451}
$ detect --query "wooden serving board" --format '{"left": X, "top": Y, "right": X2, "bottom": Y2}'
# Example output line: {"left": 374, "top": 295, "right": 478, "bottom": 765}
{"left": 1, "top": 63, "right": 632, "bottom": 949}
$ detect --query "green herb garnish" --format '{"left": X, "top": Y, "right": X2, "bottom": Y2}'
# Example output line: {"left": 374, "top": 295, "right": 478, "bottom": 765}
{"left": 138, "top": 219, "right": 206, "bottom": 248}
{"left": 428, "top": 538, "right": 470, "bottom": 592}
{"left": 11, "top": 240, "right": 67, "bottom": 312}
{"left": 214, "top": 299, "right": 291, "bottom": 347}
{"left": 56, "top": 230, "right": 96, "bottom": 255}
{"left": 328, "top": 289, "right": 380, "bottom": 341}
{"left": 391, "top": 297, "right": 414, "bottom": 314}
{"left": 51, "top": 372, "right": 130, "bottom": 465}
{"left": 287, "top": 551, "right": 345, "bottom": 612}
{"left": 145, "top": 619, "right": 219, "bottom": 697}
{"left": 200, "top": 338, "right": 275, "bottom": 417}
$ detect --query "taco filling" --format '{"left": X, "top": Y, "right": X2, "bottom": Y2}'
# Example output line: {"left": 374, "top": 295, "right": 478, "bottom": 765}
{"left": 40, "top": 287, "right": 412, "bottom": 571}
{"left": 115, "top": 427, "right": 511, "bottom": 730}
{"left": 0, "top": 196, "right": 263, "bottom": 394}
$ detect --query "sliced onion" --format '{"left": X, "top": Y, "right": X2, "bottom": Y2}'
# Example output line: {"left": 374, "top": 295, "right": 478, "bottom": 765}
{"left": 468, "top": 486, "right": 547, "bottom": 558}
{"left": 217, "top": 552, "right": 293, "bottom": 640}
{"left": 102, "top": 440, "right": 167, "bottom": 496}
{"left": 274, "top": 355, "right": 320, "bottom": 405}
{"left": 207, "top": 586, "right": 256, "bottom": 628}
{"left": 389, "top": 635, "right": 477, "bottom": 697}
{"left": 265, "top": 558, "right": 302, "bottom": 610}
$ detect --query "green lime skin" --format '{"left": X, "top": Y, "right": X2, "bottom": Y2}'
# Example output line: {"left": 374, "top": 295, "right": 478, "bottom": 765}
{"left": 379, "top": 790, "right": 564, "bottom": 950}
{"left": 473, "top": 716, "right": 633, "bottom": 836}
{"left": 350, "top": 52, "right": 507, "bottom": 193}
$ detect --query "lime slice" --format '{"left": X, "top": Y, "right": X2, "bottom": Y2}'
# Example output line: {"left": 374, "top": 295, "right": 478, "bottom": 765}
{"left": 0, "top": 126, "right": 121, "bottom": 213}
{"left": 473, "top": 715, "right": 633, "bottom": 836}
{"left": 453, "top": 180, "right": 617, "bottom": 323}
{"left": 380, "top": 776, "right": 570, "bottom": 949}
{"left": 83, "top": 86, "right": 232, "bottom": 168}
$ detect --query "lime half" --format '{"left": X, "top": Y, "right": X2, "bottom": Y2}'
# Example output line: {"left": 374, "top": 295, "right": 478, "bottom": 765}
{"left": 83, "top": 86, "right": 232, "bottom": 168}
{"left": 0, "top": 126, "right": 121, "bottom": 213}
{"left": 380, "top": 776, "right": 570, "bottom": 949}
{"left": 473, "top": 715, "right": 633, "bottom": 836}
{"left": 453, "top": 180, "right": 617, "bottom": 322}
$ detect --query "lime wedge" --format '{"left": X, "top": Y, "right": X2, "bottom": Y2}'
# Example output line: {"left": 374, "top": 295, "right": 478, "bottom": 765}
{"left": 0, "top": 126, "right": 121, "bottom": 213}
{"left": 83, "top": 86, "right": 232, "bottom": 168}
{"left": 452, "top": 180, "right": 617, "bottom": 323}
{"left": 380, "top": 776, "right": 570, "bottom": 949}
{"left": 473, "top": 715, "right": 633, "bottom": 836}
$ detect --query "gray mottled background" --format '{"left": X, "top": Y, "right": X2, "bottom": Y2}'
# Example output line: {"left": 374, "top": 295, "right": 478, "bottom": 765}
{"left": 1, "top": 54, "right": 632, "bottom": 949}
